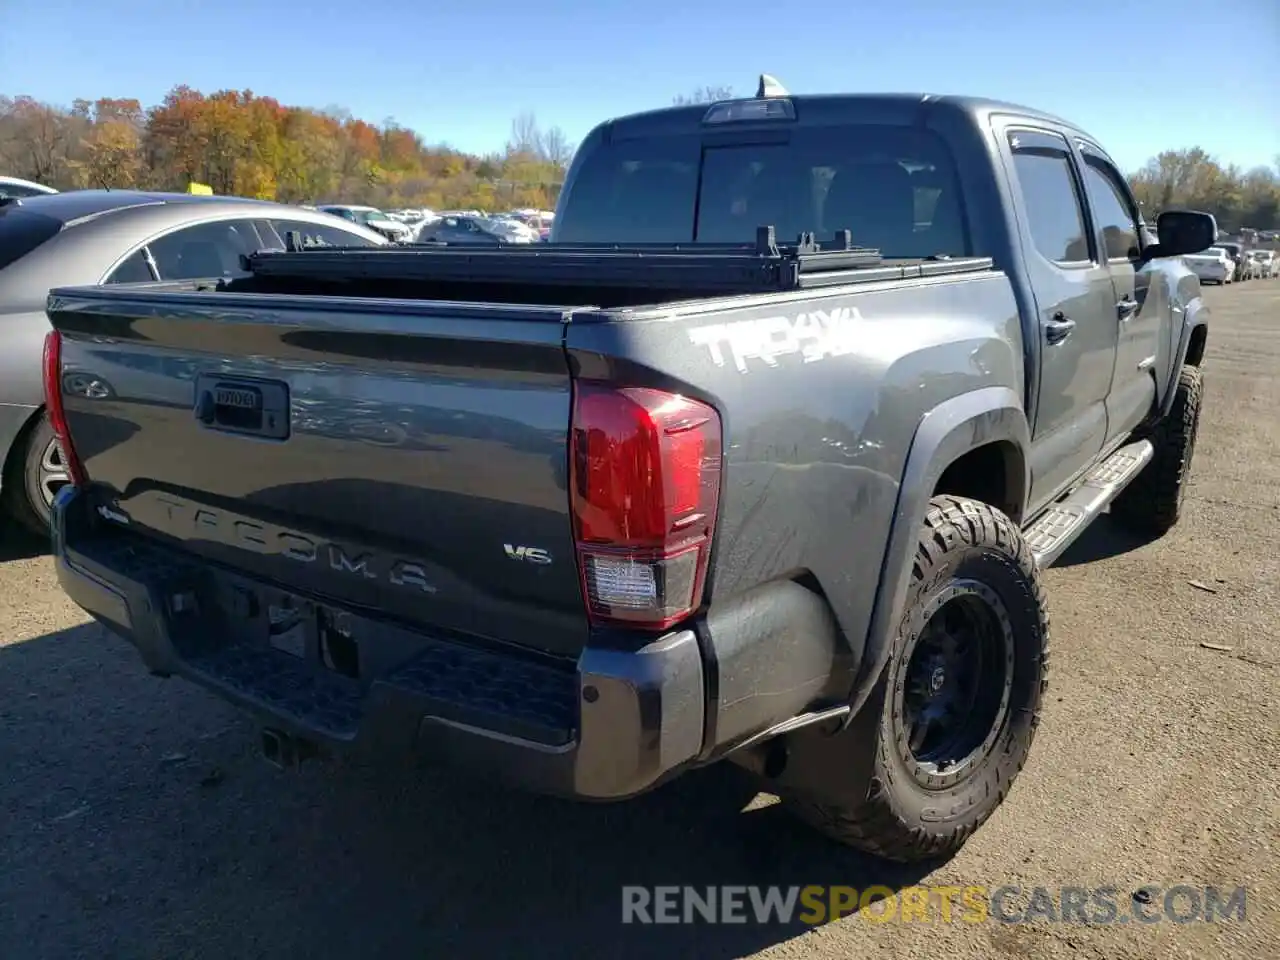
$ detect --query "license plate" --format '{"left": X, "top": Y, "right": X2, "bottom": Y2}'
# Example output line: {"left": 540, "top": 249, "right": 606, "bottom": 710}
{"left": 215, "top": 386, "right": 261, "bottom": 410}
{"left": 263, "top": 595, "right": 360, "bottom": 678}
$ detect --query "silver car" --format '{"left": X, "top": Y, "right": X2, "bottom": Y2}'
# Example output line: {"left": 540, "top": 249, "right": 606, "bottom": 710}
{"left": 0, "top": 190, "right": 387, "bottom": 535}
{"left": 0, "top": 176, "right": 59, "bottom": 199}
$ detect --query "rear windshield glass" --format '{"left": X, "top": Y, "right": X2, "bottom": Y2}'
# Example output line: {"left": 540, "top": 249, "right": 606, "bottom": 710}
{"left": 555, "top": 124, "right": 969, "bottom": 258}
{"left": 0, "top": 208, "right": 62, "bottom": 271}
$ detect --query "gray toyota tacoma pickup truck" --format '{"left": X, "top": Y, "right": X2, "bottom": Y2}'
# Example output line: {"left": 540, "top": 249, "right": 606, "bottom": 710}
{"left": 42, "top": 82, "right": 1215, "bottom": 862}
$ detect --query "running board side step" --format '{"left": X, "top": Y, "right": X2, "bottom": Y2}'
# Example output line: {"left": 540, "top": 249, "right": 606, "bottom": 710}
{"left": 1024, "top": 438, "right": 1154, "bottom": 568}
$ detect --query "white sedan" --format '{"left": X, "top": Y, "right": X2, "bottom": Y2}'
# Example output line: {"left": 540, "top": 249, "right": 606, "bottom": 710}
{"left": 1248, "top": 249, "right": 1276, "bottom": 279}
{"left": 1184, "top": 246, "right": 1234, "bottom": 285}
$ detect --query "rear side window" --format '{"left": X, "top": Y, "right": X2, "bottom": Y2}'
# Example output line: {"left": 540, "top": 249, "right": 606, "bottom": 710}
{"left": 1009, "top": 139, "right": 1090, "bottom": 264}
{"left": 147, "top": 220, "right": 259, "bottom": 280}
{"left": 556, "top": 125, "right": 969, "bottom": 258}
{"left": 0, "top": 209, "right": 62, "bottom": 271}
{"left": 105, "top": 250, "right": 155, "bottom": 284}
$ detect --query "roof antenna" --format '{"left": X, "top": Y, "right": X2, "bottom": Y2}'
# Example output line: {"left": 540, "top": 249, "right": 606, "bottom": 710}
{"left": 757, "top": 74, "right": 789, "bottom": 98}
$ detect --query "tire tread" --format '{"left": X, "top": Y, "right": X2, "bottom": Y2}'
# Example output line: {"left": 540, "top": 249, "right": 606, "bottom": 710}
{"left": 1111, "top": 364, "right": 1203, "bottom": 536}
{"left": 787, "top": 495, "right": 1050, "bottom": 862}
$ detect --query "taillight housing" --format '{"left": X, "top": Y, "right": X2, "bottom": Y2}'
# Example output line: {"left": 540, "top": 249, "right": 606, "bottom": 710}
{"left": 42, "top": 330, "right": 87, "bottom": 490}
{"left": 570, "top": 383, "right": 723, "bottom": 630}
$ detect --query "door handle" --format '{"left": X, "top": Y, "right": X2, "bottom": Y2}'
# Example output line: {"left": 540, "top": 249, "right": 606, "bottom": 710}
{"left": 1117, "top": 296, "right": 1140, "bottom": 321}
{"left": 1044, "top": 313, "right": 1076, "bottom": 344}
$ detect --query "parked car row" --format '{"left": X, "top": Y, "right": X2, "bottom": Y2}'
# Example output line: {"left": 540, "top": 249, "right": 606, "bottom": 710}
{"left": 320, "top": 203, "right": 557, "bottom": 243}
{"left": 1209, "top": 240, "right": 1276, "bottom": 282}
{"left": 313, "top": 203, "right": 416, "bottom": 242}
{"left": 1183, "top": 245, "right": 1237, "bottom": 284}
{"left": 1182, "top": 240, "right": 1277, "bottom": 284}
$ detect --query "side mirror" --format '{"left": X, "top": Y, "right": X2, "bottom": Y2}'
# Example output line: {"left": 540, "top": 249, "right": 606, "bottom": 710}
{"left": 1149, "top": 209, "right": 1218, "bottom": 258}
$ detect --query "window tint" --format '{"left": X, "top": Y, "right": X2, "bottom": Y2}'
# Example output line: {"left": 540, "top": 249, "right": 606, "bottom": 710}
{"left": 556, "top": 126, "right": 968, "bottom": 257}
{"left": 0, "top": 209, "right": 61, "bottom": 271}
{"left": 268, "top": 219, "right": 380, "bottom": 249}
{"left": 147, "top": 220, "right": 258, "bottom": 280}
{"left": 1082, "top": 159, "right": 1140, "bottom": 261}
{"left": 104, "top": 249, "right": 154, "bottom": 284}
{"left": 556, "top": 137, "right": 699, "bottom": 243}
{"left": 1011, "top": 149, "right": 1090, "bottom": 263}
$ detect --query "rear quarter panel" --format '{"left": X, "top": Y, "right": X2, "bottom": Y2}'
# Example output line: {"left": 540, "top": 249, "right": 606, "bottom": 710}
{"left": 567, "top": 270, "right": 1024, "bottom": 673}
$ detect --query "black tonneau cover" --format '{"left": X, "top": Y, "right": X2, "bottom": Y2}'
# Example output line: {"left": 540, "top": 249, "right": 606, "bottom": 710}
{"left": 228, "top": 227, "right": 995, "bottom": 306}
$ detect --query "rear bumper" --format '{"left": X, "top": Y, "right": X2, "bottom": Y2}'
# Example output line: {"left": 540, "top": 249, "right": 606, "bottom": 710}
{"left": 53, "top": 486, "right": 846, "bottom": 800}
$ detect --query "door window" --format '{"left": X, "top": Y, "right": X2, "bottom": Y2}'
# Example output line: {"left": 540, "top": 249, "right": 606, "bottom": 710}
{"left": 1009, "top": 135, "right": 1091, "bottom": 264}
{"left": 1081, "top": 158, "right": 1141, "bottom": 261}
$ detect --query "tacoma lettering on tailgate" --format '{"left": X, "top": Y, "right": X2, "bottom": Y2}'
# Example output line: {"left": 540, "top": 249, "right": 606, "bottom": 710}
{"left": 145, "top": 496, "right": 438, "bottom": 593}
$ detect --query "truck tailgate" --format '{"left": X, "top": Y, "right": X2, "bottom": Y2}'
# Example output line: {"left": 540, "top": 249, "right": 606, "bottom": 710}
{"left": 48, "top": 288, "right": 588, "bottom": 658}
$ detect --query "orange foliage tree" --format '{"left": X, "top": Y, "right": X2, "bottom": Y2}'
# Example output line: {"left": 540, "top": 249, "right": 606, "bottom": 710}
{"left": 0, "top": 86, "right": 574, "bottom": 211}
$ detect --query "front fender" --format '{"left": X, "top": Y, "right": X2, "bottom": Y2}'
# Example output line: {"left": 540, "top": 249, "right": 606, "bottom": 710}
{"left": 1161, "top": 295, "right": 1209, "bottom": 418}
{"left": 845, "top": 385, "right": 1030, "bottom": 719}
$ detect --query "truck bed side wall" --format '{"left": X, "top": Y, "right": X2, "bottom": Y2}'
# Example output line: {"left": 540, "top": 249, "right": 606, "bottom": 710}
{"left": 567, "top": 271, "right": 1025, "bottom": 740}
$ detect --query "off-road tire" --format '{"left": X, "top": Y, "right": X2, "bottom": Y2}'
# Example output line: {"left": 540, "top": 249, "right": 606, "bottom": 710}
{"left": 1110, "top": 364, "right": 1203, "bottom": 536}
{"left": 786, "top": 495, "right": 1050, "bottom": 863}
{"left": 2, "top": 413, "right": 57, "bottom": 538}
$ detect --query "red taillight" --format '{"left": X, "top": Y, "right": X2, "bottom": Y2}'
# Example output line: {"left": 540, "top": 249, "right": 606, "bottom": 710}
{"left": 42, "top": 330, "right": 87, "bottom": 489}
{"left": 570, "top": 383, "right": 722, "bottom": 630}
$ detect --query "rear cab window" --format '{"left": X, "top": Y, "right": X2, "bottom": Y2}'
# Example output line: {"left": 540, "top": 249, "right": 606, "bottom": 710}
{"left": 0, "top": 207, "right": 63, "bottom": 272}
{"left": 555, "top": 124, "right": 970, "bottom": 258}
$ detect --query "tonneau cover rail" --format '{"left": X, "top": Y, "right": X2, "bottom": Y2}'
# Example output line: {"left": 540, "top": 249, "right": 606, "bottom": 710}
{"left": 235, "top": 225, "right": 994, "bottom": 299}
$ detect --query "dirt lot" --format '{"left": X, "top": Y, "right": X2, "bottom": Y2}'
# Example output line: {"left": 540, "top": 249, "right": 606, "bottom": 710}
{"left": 1, "top": 283, "right": 1277, "bottom": 960}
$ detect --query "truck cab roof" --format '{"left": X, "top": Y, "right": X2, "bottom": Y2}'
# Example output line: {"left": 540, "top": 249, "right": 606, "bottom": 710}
{"left": 597, "top": 92, "right": 1094, "bottom": 149}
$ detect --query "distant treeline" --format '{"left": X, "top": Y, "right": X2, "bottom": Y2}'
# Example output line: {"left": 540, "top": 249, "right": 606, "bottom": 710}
{"left": 3, "top": 87, "right": 1277, "bottom": 232}
{"left": 0, "top": 89, "right": 572, "bottom": 211}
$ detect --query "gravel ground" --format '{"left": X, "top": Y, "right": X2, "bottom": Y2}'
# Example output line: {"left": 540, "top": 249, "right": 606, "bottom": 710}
{"left": 1, "top": 282, "right": 1277, "bottom": 960}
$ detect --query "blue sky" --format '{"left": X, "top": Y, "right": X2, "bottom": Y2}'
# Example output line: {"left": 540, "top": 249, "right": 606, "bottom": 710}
{"left": 3, "top": 0, "right": 1277, "bottom": 173}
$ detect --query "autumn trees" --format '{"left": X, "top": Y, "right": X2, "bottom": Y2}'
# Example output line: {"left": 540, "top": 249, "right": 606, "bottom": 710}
{"left": 0, "top": 87, "right": 571, "bottom": 212}
{"left": 2, "top": 86, "right": 1278, "bottom": 231}
{"left": 1129, "top": 148, "right": 1280, "bottom": 234}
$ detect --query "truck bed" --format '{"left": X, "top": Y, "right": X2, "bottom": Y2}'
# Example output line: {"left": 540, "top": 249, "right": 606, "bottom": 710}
{"left": 46, "top": 239, "right": 1000, "bottom": 669}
